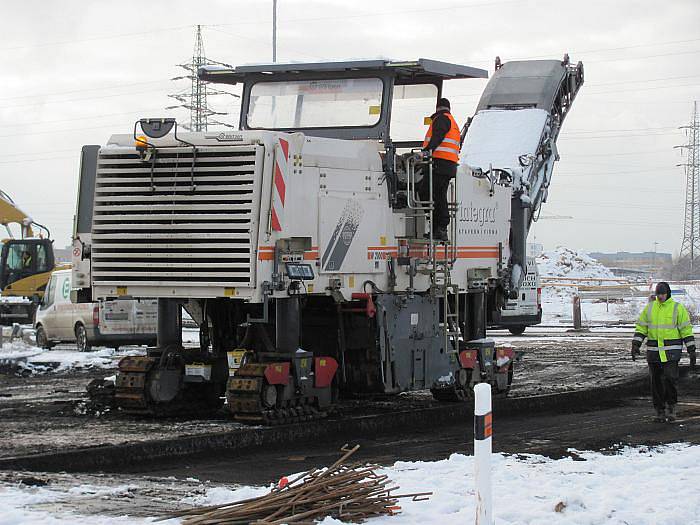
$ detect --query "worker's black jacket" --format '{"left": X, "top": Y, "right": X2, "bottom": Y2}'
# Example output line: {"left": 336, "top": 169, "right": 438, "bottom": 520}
{"left": 425, "top": 110, "right": 452, "bottom": 152}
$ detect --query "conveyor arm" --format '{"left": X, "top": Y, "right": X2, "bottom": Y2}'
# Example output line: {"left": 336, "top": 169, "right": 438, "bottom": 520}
{"left": 462, "top": 57, "right": 584, "bottom": 293}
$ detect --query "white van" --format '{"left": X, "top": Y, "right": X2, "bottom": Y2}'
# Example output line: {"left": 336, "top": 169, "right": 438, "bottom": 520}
{"left": 489, "top": 257, "right": 542, "bottom": 335}
{"left": 35, "top": 269, "right": 157, "bottom": 351}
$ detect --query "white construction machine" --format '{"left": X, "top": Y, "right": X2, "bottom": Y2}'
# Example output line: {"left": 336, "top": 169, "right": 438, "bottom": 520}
{"left": 72, "top": 57, "right": 583, "bottom": 421}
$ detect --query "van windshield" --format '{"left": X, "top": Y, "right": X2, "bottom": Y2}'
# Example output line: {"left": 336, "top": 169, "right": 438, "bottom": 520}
{"left": 247, "top": 78, "right": 384, "bottom": 129}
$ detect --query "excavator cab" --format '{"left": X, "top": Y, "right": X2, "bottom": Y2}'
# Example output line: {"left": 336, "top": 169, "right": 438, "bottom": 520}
{"left": 0, "top": 238, "right": 55, "bottom": 296}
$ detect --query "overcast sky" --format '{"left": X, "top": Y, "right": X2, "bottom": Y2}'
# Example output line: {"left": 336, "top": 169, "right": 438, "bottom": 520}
{"left": 1, "top": 0, "right": 699, "bottom": 255}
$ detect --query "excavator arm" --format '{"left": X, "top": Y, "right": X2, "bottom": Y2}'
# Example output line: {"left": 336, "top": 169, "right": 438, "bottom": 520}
{"left": 462, "top": 57, "right": 584, "bottom": 295}
{"left": 0, "top": 190, "right": 34, "bottom": 238}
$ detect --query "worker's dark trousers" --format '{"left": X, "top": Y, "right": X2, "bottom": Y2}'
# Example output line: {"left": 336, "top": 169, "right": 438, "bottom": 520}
{"left": 418, "top": 170, "right": 453, "bottom": 232}
{"left": 648, "top": 359, "right": 679, "bottom": 410}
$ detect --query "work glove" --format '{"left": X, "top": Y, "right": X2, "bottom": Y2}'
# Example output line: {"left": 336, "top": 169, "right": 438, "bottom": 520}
{"left": 690, "top": 350, "right": 696, "bottom": 371}
{"left": 631, "top": 343, "right": 641, "bottom": 361}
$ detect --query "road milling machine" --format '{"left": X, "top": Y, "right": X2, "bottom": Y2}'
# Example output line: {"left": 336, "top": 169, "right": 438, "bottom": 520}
{"left": 0, "top": 190, "right": 67, "bottom": 325}
{"left": 73, "top": 57, "right": 583, "bottom": 422}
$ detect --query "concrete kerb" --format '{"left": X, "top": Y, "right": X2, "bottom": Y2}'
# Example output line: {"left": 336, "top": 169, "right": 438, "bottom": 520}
{"left": 0, "top": 372, "right": 652, "bottom": 473}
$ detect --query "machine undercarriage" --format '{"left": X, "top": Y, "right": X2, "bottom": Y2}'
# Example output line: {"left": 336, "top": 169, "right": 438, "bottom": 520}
{"left": 109, "top": 292, "right": 515, "bottom": 421}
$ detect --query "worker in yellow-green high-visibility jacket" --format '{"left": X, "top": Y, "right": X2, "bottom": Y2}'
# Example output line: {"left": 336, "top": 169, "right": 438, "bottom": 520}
{"left": 632, "top": 282, "right": 696, "bottom": 422}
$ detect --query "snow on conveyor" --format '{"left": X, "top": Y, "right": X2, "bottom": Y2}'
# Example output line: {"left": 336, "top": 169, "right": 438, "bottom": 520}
{"left": 1, "top": 444, "right": 699, "bottom": 524}
{"left": 460, "top": 108, "right": 549, "bottom": 172}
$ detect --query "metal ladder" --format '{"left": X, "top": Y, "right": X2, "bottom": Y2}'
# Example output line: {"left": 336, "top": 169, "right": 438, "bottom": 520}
{"left": 405, "top": 152, "right": 461, "bottom": 357}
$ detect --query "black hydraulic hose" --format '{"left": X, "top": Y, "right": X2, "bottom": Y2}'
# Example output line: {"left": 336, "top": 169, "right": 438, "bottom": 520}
{"left": 31, "top": 221, "right": 51, "bottom": 239}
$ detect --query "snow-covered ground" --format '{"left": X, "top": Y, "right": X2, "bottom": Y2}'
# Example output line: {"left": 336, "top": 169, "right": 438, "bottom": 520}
{"left": 2, "top": 443, "right": 699, "bottom": 524}
{"left": 0, "top": 328, "right": 200, "bottom": 375}
{"left": 536, "top": 247, "right": 700, "bottom": 326}
{"left": 0, "top": 340, "right": 142, "bottom": 375}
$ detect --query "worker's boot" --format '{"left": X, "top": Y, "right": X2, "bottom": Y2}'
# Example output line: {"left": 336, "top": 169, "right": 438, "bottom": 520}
{"left": 654, "top": 408, "right": 666, "bottom": 422}
{"left": 666, "top": 404, "right": 676, "bottom": 422}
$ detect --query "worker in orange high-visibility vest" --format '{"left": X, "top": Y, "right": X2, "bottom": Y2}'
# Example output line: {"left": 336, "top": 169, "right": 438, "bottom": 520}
{"left": 420, "top": 97, "right": 461, "bottom": 241}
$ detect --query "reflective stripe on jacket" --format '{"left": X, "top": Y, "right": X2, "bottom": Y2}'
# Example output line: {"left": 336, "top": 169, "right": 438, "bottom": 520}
{"left": 633, "top": 298, "right": 696, "bottom": 362}
{"left": 423, "top": 112, "right": 461, "bottom": 163}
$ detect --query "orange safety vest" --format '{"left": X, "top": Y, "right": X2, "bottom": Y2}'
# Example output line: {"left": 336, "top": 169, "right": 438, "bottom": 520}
{"left": 422, "top": 111, "right": 461, "bottom": 163}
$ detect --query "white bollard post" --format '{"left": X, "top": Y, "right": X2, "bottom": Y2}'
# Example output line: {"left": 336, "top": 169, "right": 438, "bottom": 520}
{"left": 474, "top": 382, "right": 493, "bottom": 525}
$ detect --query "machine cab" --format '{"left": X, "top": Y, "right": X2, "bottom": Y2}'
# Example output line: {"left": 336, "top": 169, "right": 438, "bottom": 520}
{"left": 199, "top": 59, "right": 488, "bottom": 204}
{"left": 0, "top": 238, "right": 55, "bottom": 294}
{"left": 200, "top": 58, "right": 487, "bottom": 145}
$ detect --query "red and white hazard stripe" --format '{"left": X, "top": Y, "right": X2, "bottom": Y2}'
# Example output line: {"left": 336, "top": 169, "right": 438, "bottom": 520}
{"left": 271, "top": 138, "right": 289, "bottom": 232}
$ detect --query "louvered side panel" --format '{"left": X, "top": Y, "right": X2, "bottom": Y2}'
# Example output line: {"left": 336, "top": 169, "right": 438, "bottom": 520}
{"left": 91, "top": 145, "right": 262, "bottom": 291}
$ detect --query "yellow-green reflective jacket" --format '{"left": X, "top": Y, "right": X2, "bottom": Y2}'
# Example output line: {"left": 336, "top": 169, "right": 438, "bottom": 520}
{"left": 633, "top": 297, "right": 695, "bottom": 363}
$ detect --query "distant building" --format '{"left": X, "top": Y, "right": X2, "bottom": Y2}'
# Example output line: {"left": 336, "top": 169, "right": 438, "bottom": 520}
{"left": 588, "top": 251, "right": 672, "bottom": 275}
{"left": 53, "top": 246, "right": 72, "bottom": 264}
{"left": 528, "top": 243, "right": 544, "bottom": 257}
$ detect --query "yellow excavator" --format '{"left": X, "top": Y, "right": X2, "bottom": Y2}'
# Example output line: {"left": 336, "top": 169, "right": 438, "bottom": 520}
{"left": 0, "top": 190, "right": 68, "bottom": 325}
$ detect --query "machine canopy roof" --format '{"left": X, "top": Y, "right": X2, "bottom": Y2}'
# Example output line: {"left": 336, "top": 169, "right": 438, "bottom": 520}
{"left": 198, "top": 58, "right": 488, "bottom": 85}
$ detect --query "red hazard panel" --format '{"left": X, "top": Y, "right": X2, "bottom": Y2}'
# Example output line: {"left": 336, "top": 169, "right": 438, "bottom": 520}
{"left": 264, "top": 362, "right": 290, "bottom": 385}
{"left": 495, "top": 347, "right": 514, "bottom": 372}
{"left": 350, "top": 293, "right": 376, "bottom": 318}
{"left": 458, "top": 349, "right": 478, "bottom": 369}
{"left": 314, "top": 357, "right": 338, "bottom": 388}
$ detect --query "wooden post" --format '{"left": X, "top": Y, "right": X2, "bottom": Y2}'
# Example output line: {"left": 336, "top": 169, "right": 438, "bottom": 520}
{"left": 573, "top": 295, "right": 582, "bottom": 329}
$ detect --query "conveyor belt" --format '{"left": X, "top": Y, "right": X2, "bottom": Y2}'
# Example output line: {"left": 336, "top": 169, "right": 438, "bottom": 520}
{"left": 462, "top": 57, "right": 584, "bottom": 295}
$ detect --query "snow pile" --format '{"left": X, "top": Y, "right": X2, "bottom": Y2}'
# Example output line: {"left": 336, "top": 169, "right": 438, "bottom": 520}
{"left": 535, "top": 247, "right": 638, "bottom": 324}
{"left": 1, "top": 444, "right": 699, "bottom": 524}
{"left": 187, "top": 444, "right": 700, "bottom": 525}
{"left": 0, "top": 341, "right": 143, "bottom": 375}
{"left": 537, "top": 247, "right": 615, "bottom": 281}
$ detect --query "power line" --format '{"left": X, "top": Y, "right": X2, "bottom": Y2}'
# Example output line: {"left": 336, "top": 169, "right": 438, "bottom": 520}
{"left": 0, "top": 80, "right": 171, "bottom": 101}
{"left": 167, "top": 25, "right": 237, "bottom": 131}
{"left": 210, "top": 1, "right": 521, "bottom": 28}
{"left": 559, "top": 131, "right": 682, "bottom": 140}
{"left": 0, "top": 123, "right": 139, "bottom": 138}
{"left": 564, "top": 126, "right": 677, "bottom": 134}
{"left": 679, "top": 101, "right": 700, "bottom": 274}
{"left": 563, "top": 148, "right": 675, "bottom": 157}
{"left": 0, "top": 25, "right": 192, "bottom": 51}
{"left": 0, "top": 155, "right": 77, "bottom": 165}
{"left": 3, "top": 107, "right": 168, "bottom": 127}
{"left": 585, "top": 81, "right": 700, "bottom": 95}
{"left": 0, "top": 87, "right": 171, "bottom": 110}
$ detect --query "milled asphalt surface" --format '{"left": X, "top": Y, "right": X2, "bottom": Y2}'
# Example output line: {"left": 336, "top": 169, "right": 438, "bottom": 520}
{"left": 0, "top": 328, "right": 652, "bottom": 461}
{"left": 1, "top": 327, "right": 699, "bottom": 518}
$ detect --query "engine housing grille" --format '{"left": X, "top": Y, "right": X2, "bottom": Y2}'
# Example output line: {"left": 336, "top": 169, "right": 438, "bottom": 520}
{"left": 91, "top": 145, "right": 262, "bottom": 289}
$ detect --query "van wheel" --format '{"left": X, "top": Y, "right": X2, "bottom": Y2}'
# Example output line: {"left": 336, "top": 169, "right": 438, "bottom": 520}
{"left": 75, "top": 323, "right": 92, "bottom": 352}
{"left": 508, "top": 325, "right": 526, "bottom": 336}
{"left": 36, "top": 325, "right": 53, "bottom": 350}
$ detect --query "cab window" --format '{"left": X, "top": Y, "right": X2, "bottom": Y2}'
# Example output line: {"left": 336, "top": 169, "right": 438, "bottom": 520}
{"left": 6, "top": 242, "right": 33, "bottom": 271}
{"left": 42, "top": 275, "right": 56, "bottom": 308}
{"left": 248, "top": 77, "right": 384, "bottom": 129}
{"left": 390, "top": 83, "right": 439, "bottom": 143}
{"left": 1, "top": 242, "right": 34, "bottom": 288}
{"left": 36, "top": 243, "right": 51, "bottom": 273}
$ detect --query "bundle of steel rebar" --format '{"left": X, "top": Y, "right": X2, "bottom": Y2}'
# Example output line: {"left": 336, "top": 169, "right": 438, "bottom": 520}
{"left": 160, "top": 444, "right": 431, "bottom": 525}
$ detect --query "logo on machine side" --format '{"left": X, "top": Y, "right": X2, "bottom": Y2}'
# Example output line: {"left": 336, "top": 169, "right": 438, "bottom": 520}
{"left": 215, "top": 132, "right": 245, "bottom": 141}
{"left": 458, "top": 202, "right": 498, "bottom": 226}
{"left": 322, "top": 200, "right": 364, "bottom": 271}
